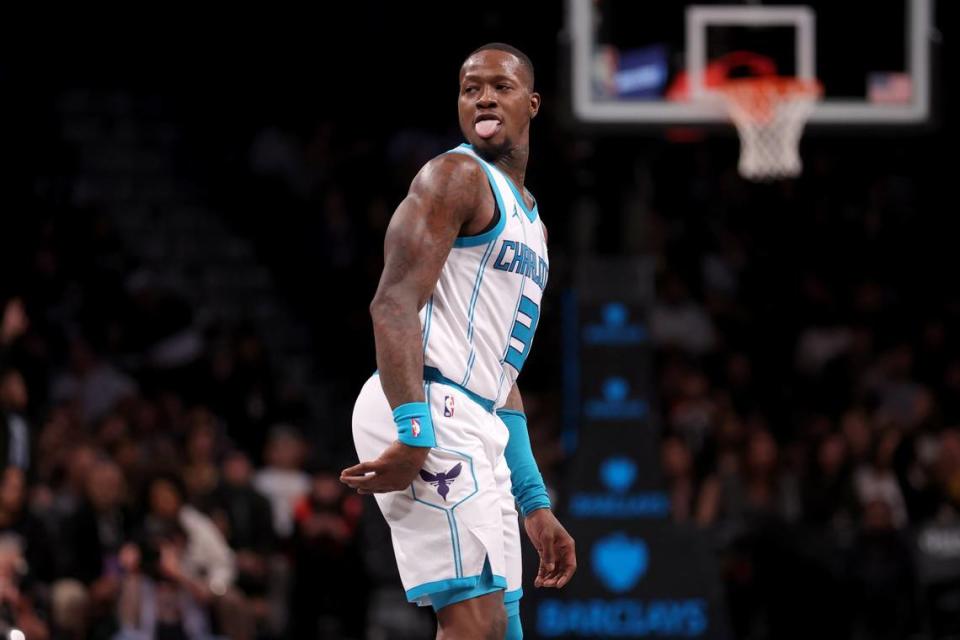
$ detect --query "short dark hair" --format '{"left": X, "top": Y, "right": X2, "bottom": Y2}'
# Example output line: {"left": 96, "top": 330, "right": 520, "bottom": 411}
{"left": 465, "top": 42, "right": 535, "bottom": 90}
{"left": 147, "top": 472, "right": 187, "bottom": 505}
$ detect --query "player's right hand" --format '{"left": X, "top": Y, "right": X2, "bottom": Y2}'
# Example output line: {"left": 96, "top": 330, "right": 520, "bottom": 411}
{"left": 340, "top": 441, "right": 431, "bottom": 494}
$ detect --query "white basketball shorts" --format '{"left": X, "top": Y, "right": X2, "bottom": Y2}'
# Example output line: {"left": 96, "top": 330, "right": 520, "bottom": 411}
{"left": 352, "top": 373, "right": 523, "bottom": 609}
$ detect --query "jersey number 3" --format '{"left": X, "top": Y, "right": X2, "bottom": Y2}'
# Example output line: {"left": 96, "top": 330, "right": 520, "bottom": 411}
{"left": 505, "top": 296, "right": 540, "bottom": 372}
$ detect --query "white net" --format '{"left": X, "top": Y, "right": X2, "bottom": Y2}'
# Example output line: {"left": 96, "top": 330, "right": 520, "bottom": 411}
{"left": 718, "top": 78, "right": 822, "bottom": 181}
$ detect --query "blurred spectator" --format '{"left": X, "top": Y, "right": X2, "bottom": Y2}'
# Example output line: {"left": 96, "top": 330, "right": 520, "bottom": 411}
{"left": 45, "top": 442, "right": 100, "bottom": 527}
{"left": 50, "top": 458, "right": 129, "bottom": 638}
{"left": 667, "top": 368, "right": 717, "bottom": 460}
{"left": 142, "top": 475, "right": 235, "bottom": 598}
{"left": 854, "top": 429, "right": 908, "bottom": 528}
{"left": 0, "top": 535, "right": 49, "bottom": 640}
{"left": 208, "top": 450, "right": 275, "bottom": 630}
{"left": 650, "top": 273, "right": 716, "bottom": 355}
{"left": 60, "top": 458, "right": 129, "bottom": 573}
{"left": 660, "top": 435, "right": 700, "bottom": 525}
{"left": 0, "top": 467, "right": 54, "bottom": 584}
{"left": 0, "top": 368, "right": 31, "bottom": 471}
{"left": 139, "top": 475, "right": 251, "bottom": 639}
{"left": 50, "top": 337, "right": 137, "bottom": 425}
{"left": 699, "top": 429, "right": 799, "bottom": 532}
{"left": 203, "top": 328, "right": 276, "bottom": 460}
{"left": 289, "top": 464, "right": 365, "bottom": 640}
{"left": 253, "top": 426, "right": 309, "bottom": 541}
{"left": 182, "top": 409, "right": 222, "bottom": 509}
{"left": 1, "top": 297, "right": 29, "bottom": 350}
{"left": 933, "top": 428, "right": 960, "bottom": 516}
{"left": 841, "top": 408, "right": 874, "bottom": 468}
{"left": 802, "top": 433, "right": 857, "bottom": 530}
{"left": 848, "top": 500, "right": 917, "bottom": 639}
{"left": 116, "top": 523, "right": 215, "bottom": 640}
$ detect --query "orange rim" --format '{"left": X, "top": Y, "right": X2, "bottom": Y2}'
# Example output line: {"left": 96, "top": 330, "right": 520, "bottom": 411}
{"left": 717, "top": 77, "right": 823, "bottom": 122}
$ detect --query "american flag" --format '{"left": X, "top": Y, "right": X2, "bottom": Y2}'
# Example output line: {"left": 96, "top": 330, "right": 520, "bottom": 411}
{"left": 868, "top": 72, "right": 913, "bottom": 104}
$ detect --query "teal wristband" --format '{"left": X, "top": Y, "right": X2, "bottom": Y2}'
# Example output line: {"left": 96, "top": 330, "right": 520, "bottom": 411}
{"left": 497, "top": 409, "right": 551, "bottom": 516}
{"left": 393, "top": 402, "right": 437, "bottom": 448}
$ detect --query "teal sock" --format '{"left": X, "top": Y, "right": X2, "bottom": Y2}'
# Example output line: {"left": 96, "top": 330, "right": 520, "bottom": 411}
{"left": 505, "top": 599, "right": 522, "bottom": 640}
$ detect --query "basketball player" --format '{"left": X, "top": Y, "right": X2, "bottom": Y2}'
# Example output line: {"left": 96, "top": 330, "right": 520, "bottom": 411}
{"left": 341, "top": 43, "right": 576, "bottom": 639}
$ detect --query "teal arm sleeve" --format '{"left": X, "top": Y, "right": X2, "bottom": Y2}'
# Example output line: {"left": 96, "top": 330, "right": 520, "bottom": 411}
{"left": 393, "top": 402, "right": 437, "bottom": 448}
{"left": 497, "top": 409, "right": 551, "bottom": 516}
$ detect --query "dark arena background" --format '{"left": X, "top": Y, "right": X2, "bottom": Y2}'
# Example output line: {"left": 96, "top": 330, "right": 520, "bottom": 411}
{"left": 0, "top": 2, "right": 955, "bottom": 639}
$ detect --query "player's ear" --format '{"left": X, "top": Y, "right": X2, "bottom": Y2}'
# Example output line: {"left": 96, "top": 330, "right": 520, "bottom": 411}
{"left": 529, "top": 91, "right": 541, "bottom": 119}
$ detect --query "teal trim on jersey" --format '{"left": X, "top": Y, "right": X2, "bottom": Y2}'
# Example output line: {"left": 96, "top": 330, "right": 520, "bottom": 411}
{"left": 405, "top": 576, "right": 476, "bottom": 603}
{"left": 462, "top": 351, "right": 476, "bottom": 384}
{"left": 451, "top": 203, "right": 504, "bottom": 248}
{"left": 447, "top": 147, "right": 508, "bottom": 248}
{"left": 405, "top": 573, "right": 508, "bottom": 606}
{"left": 422, "top": 295, "right": 434, "bottom": 355}
{"left": 502, "top": 174, "right": 538, "bottom": 223}
{"left": 461, "top": 237, "right": 498, "bottom": 387}
{"left": 429, "top": 559, "right": 507, "bottom": 611}
{"left": 505, "top": 588, "right": 524, "bottom": 604}
{"left": 410, "top": 483, "right": 462, "bottom": 578}
{"left": 458, "top": 143, "right": 538, "bottom": 223}
{"left": 446, "top": 511, "right": 463, "bottom": 577}
{"left": 466, "top": 240, "right": 496, "bottom": 343}
{"left": 424, "top": 366, "right": 496, "bottom": 412}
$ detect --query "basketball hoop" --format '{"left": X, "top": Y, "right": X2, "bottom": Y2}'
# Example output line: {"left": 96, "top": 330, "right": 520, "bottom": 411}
{"left": 716, "top": 77, "right": 822, "bottom": 181}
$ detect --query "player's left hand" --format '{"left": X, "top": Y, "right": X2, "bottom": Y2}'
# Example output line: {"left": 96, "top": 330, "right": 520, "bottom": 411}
{"left": 523, "top": 508, "right": 576, "bottom": 589}
{"left": 340, "top": 440, "right": 430, "bottom": 494}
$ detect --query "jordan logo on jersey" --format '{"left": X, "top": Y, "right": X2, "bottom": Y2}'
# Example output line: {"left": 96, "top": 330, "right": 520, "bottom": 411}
{"left": 492, "top": 240, "right": 548, "bottom": 291}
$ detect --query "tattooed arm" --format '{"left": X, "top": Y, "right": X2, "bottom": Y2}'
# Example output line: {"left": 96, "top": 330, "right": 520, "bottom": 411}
{"left": 341, "top": 153, "right": 494, "bottom": 493}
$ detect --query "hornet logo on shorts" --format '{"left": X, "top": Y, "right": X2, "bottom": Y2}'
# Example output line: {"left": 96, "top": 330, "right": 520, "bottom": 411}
{"left": 419, "top": 463, "right": 462, "bottom": 501}
{"left": 444, "top": 395, "right": 455, "bottom": 417}
{"left": 411, "top": 418, "right": 421, "bottom": 438}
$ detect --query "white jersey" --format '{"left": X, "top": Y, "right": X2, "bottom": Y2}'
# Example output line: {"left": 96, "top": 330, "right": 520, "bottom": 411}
{"left": 420, "top": 144, "right": 548, "bottom": 411}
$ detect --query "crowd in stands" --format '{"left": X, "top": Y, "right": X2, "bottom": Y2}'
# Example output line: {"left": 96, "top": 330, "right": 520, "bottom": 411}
{"left": 1, "top": 66, "right": 953, "bottom": 640}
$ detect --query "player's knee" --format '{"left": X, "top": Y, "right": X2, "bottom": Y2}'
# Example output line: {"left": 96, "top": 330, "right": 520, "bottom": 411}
{"left": 451, "top": 605, "right": 505, "bottom": 640}
{"left": 437, "top": 596, "right": 507, "bottom": 640}
{"left": 485, "top": 604, "right": 507, "bottom": 640}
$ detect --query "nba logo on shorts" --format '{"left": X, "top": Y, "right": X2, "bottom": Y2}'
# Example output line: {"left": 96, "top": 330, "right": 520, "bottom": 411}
{"left": 411, "top": 418, "right": 421, "bottom": 438}
{"left": 444, "top": 396, "right": 455, "bottom": 417}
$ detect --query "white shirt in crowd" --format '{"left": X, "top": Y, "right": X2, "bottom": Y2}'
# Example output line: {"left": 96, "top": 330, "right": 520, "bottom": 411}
{"left": 179, "top": 504, "right": 236, "bottom": 595}
{"left": 253, "top": 468, "right": 310, "bottom": 538}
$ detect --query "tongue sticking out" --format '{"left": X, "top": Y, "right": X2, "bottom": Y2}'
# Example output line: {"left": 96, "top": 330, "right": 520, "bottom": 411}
{"left": 475, "top": 119, "right": 500, "bottom": 139}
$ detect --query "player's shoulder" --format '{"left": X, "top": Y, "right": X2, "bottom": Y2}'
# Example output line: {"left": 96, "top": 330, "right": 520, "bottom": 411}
{"left": 417, "top": 150, "right": 487, "bottom": 189}
{"left": 409, "top": 150, "right": 489, "bottom": 207}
